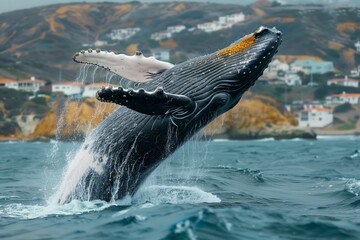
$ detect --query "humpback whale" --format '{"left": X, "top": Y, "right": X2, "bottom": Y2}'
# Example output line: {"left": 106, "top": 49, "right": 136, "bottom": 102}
{"left": 57, "top": 26, "right": 282, "bottom": 204}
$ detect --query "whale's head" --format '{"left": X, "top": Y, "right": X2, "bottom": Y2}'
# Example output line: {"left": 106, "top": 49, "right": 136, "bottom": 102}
{"left": 214, "top": 26, "right": 282, "bottom": 93}
{"left": 156, "top": 26, "right": 282, "bottom": 117}
{"left": 171, "top": 26, "right": 281, "bottom": 100}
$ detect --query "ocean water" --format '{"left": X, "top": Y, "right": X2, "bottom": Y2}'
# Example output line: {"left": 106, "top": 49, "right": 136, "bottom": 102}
{"left": 0, "top": 137, "right": 360, "bottom": 240}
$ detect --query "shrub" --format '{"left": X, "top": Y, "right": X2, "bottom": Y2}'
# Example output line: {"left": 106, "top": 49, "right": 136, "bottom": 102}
{"left": 31, "top": 97, "right": 47, "bottom": 106}
{"left": 333, "top": 103, "right": 352, "bottom": 113}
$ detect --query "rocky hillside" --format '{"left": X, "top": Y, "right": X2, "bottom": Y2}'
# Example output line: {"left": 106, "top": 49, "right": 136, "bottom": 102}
{"left": 0, "top": 1, "right": 359, "bottom": 81}
{"left": 0, "top": 92, "right": 315, "bottom": 141}
{"left": 205, "top": 93, "right": 315, "bottom": 140}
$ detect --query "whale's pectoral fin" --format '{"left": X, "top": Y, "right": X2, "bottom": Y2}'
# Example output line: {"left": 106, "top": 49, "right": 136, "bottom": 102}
{"left": 73, "top": 50, "right": 174, "bottom": 83}
{"left": 96, "top": 87, "right": 195, "bottom": 116}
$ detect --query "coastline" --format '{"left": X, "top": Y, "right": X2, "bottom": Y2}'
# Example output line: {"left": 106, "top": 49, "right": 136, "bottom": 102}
{"left": 2, "top": 130, "right": 360, "bottom": 143}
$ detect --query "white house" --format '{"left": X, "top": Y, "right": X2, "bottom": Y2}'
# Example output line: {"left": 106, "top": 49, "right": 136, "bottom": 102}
{"left": 0, "top": 78, "right": 18, "bottom": 89}
{"left": 197, "top": 12, "right": 245, "bottom": 33}
{"left": 167, "top": 25, "right": 186, "bottom": 34}
{"left": 267, "top": 59, "right": 290, "bottom": 73}
{"left": 298, "top": 107, "right": 333, "bottom": 128}
{"left": 197, "top": 21, "right": 232, "bottom": 33}
{"left": 150, "top": 25, "right": 186, "bottom": 41}
{"left": 52, "top": 82, "right": 84, "bottom": 96}
{"left": 350, "top": 65, "right": 360, "bottom": 77}
{"left": 355, "top": 40, "right": 360, "bottom": 53}
{"left": 282, "top": 73, "right": 302, "bottom": 86}
{"left": 152, "top": 49, "right": 170, "bottom": 61}
{"left": 219, "top": 13, "right": 245, "bottom": 24}
{"left": 82, "top": 83, "right": 116, "bottom": 98}
{"left": 17, "top": 77, "right": 46, "bottom": 92}
{"left": 291, "top": 60, "right": 334, "bottom": 74}
{"left": 109, "top": 28, "right": 141, "bottom": 41}
{"left": 326, "top": 92, "right": 360, "bottom": 105}
{"left": 150, "top": 31, "right": 172, "bottom": 41}
{"left": 327, "top": 76, "right": 359, "bottom": 87}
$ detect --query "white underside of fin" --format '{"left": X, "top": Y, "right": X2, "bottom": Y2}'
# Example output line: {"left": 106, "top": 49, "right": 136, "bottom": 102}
{"left": 74, "top": 51, "right": 174, "bottom": 83}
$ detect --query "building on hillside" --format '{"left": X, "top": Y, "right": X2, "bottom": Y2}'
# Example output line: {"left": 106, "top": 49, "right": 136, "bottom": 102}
{"left": 167, "top": 25, "right": 186, "bottom": 34}
{"left": 150, "top": 31, "right": 172, "bottom": 41}
{"left": 196, "top": 12, "right": 245, "bottom": 33}
{"left": 17, "top": 77, "right": 46, "bottom": 92}
{"left": 298, "top": 107, "right": 333, "bottom": 128}
{"left": 303, "top": 102, "right": 323, "bottom": 110}
{"left": 150, "top": 25, "right": 186, "bottom": 41}
{"left": 282, "top": 73, "right": 302, "bottom": 86}
{"left": 327, "top": 76, "right": 359, "bottom": 88}
{"left": 291, "top": 59, "right": 334, "bottom": 74}
{"left": 355, "top": 40, "right": 360, "bottom": 54}
{"left": 109, "top": 28, "right": 141, "bottom": 41}
{"left": 197, "top": 21, "right": 232, "bottom": 33}
{"left": 350, "top": 65, "right": 360, "bottom": 77}
{"left": 326, "top": 92, "right": 360, "bottom": 105}
{"left": 52, "top": 82, "right": 84, "bottom": 96}
{"left": 265, "top": 59, "right": 290, "bottom": 74}
{"left": 0, "top": 78, "right": 18, "bottom": 89}
{"left": 219, "top": 13, "right": 245, "bottom": 24}
{"left": 152, "top": 49, "right": 170, "bottom": 61}
{"left": 82, "top": 83, "right": 116, "bottom": 98}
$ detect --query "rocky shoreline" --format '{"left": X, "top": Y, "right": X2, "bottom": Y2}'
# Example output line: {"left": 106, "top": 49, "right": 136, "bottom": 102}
{"left": 0, "top": 94, "right": 322, "bottom": 142}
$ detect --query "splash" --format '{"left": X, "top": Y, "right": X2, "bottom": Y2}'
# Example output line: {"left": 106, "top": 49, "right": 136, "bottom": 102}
{"left": 0, "top": 199, "right": 130, "bottom": 220}
{"left": 133, "top": 185, "right": 221, "bottom": 205}
{"left": 345, "top": 179, "right": 360, "bottom": 196}
{"left": 48, "top": 66, "right": 119, "bottom": 204}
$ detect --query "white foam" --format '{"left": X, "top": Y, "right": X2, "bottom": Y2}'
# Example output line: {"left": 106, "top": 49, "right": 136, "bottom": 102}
{"left": 345, "top": 179, "right": 360, "bottom": 196}
{"left": 50, "top": 142, "right": 109, "bottom": 205}
{"left": 254, "top": 137, "right": 275, "bottom": 142}
{"left": 0, "top": 197, "right": 132, "bottom": 220}
{"left": 212, "top": 139, "right": 231, "bottom": 142}
{"left": 317, "top": 135, "right": 360, "bottom": 141}
{"left": 133, "top": 185, "right": 221, "bottom": 205}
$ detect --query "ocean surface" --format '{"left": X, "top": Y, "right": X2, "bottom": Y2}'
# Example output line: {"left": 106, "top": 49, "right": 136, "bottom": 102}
{"left": 0, "top": 137, "right": 360, "bottom": 240}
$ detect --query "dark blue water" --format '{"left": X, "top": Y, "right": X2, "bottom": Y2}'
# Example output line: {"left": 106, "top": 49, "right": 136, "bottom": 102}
{"left": 1, "top": 137, "right": 360, "bottom": 239}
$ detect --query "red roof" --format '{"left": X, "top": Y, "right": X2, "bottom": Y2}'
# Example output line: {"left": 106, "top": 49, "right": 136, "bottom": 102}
{"left": 53, "top": 81, "right": 84, "bottom": 86}
{"left": 0, "top": 78, "right": 17, "bottom": 83}
{"left": 328, "top": 93, "right": 360, "bottom": 98}
{"left": 328, "top": 78, "right": 359, "bottom": 83}
{"left": 18, "top": 79, "right": 46, "bottom": 83}
{"left": 302, "top": 107, "right": 332, "bottom": 112}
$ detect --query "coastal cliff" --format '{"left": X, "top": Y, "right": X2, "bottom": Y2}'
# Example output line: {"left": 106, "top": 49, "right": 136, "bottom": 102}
{"left": 204, "top": 93, "right": 316, "bottom": 140}
{"left": 31, "top": 98, "right": 117, "bottom": 140}
{"left": 0, "top": 94, "right": 315, "bottom": 141}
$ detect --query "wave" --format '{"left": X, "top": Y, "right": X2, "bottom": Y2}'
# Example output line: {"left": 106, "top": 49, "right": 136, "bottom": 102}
{"left": 344, "top": 179, "right": 360, "bottom": 197}
{"left": 133, "top": 185, "right": 221, "bottom": 205}
{"left": 0, "top": 198, "right": 131, "bottom": 220}
{"left": 165, "top": 208, "right": 234, "bottom": 240}
{"left": 0, "top": 140, "right": 22, "bottom": 144}
{"left": 213, "top": 165, "right": 265, "bottom": 182}
{"left": 0, "top": 185, "right": 219, "bottom": 219}
{"left": 317, "top": 135, "right": 360, "bottom": 141}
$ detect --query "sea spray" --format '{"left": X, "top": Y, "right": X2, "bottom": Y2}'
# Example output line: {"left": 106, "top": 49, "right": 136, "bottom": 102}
{"left": 47, "top": 65, "right": 117, "bottom": 203}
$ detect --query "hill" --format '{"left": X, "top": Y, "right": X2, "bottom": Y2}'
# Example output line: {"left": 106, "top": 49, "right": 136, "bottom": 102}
{"left": 0, "top": 2, "right": 359, "bottom": 82}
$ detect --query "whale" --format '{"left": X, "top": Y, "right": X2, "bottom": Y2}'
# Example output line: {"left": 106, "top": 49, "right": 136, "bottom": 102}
{"left": 57, "top": 26, "right": 282, "bottom": 204}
